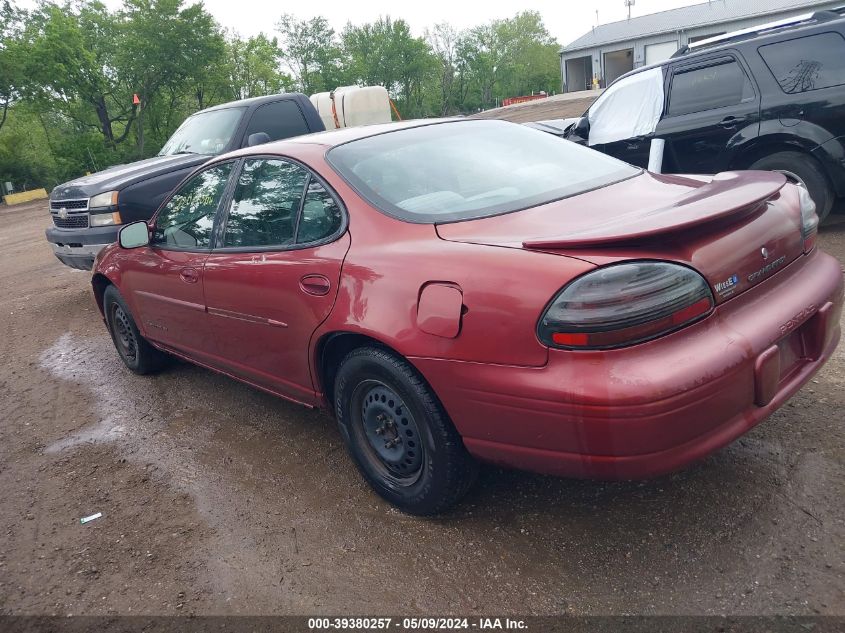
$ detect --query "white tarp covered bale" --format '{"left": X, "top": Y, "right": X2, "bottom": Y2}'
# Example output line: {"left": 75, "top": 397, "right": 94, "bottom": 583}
{"left": 309, "top": 86, "right": 392, "bottom": 129}
{"left": 587, "top": 67, "right": 664, "bottom": 146}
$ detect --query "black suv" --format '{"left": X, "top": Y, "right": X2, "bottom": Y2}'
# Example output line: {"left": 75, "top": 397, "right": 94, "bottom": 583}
{"left": 562, "top": 8, "right": 845, "bottom": 220}
{"left": 47, "top": 93, "right": 324, "bottom": 270}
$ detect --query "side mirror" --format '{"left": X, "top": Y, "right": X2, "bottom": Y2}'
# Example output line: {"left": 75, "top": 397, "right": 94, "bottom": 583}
{"left": 118, "top": 221, "right": 150, "bottom": 249}
{"left": 572, "top": 116, "right": 590, "bottom": 141}
{"left": 246, "top": 132, "right": 271, "bottom": 147}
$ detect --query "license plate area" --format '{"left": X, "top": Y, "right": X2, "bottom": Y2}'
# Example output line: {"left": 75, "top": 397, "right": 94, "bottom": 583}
{"left": 777, "top": 327, "right": 807, "bottom": 383}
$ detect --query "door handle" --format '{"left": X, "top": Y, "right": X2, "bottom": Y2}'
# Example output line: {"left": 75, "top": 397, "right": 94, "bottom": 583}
{"left": 299, "top": 274, "right": 331, "bottom": 296}
{"left": 180, "top": 267, "right": 199, "bottom": 284}
{"left": 719, "top": 116, "right": 740, "bottom": 129}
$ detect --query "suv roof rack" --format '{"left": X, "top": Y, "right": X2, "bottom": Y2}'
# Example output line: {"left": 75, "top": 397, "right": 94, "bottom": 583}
{"left": 670, "top": 6, "right": 845, "bottom": 58}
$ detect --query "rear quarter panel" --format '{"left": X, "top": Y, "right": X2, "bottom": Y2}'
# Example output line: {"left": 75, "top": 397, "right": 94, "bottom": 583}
{"left": 289, "top": 145, "right": 597, "bottom": 370}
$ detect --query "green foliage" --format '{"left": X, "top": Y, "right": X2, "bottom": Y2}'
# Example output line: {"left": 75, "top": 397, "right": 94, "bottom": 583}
{"left": 0, "top": 3, "right": 561, "bottom": 193}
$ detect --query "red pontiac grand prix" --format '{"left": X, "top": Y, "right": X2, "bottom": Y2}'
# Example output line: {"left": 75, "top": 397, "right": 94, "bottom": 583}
{"left": 92, "top": 119, "right": 843, "bottom": 515}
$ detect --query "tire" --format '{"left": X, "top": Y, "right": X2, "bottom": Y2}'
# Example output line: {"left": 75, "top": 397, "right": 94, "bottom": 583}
{"left": 334, "top": 346, "right": 478, "bottom": 515}
{"left": 103, "top": 285, "right": 168, "bottom": 375}
{"left": 750, "top": 151, "right": 834, "bottom": 222}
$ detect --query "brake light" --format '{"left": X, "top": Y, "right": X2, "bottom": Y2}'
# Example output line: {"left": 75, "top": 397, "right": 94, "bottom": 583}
{"left": 797, "top": 186, "right": 818, "bottom": 253}
{"left": 538, "top": 262, "right": 714, "bottom": 350}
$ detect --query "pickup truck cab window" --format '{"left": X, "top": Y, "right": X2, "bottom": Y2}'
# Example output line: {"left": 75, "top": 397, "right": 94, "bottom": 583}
{"left": 152, "top": 162, "right": 234, "bottom": 249}
{"left": 244, "top": 100, "right": 312, "bottom": 145}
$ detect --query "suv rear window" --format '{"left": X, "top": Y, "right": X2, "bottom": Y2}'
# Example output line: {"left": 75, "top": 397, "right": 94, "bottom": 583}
{"left": 758, "top": 32, "right": 845, "bottom": 94}
{"left": 667, "top": 59, "right": 753, "bottom": 116}
{"left": 326, "top": 120, "right": 640, "bottom": 223}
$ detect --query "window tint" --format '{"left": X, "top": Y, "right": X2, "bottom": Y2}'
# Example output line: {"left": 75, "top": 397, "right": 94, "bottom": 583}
{"left": 223, "top": 159, "right": 308, "bottom": 248}
{"left": 668, "top": 60, "right": 753, "bottom": 116}
{"left": 152, "top": 162, "right": 233, "bottom": 249}
{"left": 759, "top": 32, "right": 845, "bottom": 94}
{"left": 297, "top": 180, "right": 343, "bottom": 244}
{"left": 244, "top": 100, "right": 311, "bottom": 145}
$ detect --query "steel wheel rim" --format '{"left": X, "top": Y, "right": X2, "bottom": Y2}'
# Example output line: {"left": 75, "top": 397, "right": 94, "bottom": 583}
{"left": 351, "top": 379, "right": 424, "bottom": 487}
{"left": 111, "top": 304, "right": 138, "bottom": 363}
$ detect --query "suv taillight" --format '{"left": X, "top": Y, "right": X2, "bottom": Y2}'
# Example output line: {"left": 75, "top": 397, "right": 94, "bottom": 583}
{"left": 538, "top": 262, "right": 714, "bottom": 350}
{"left": 797, "top": 186, "right": 819, "bottom": 253}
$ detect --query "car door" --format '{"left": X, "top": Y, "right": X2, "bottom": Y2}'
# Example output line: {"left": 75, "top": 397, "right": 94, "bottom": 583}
{"left": 202, "top": 157, "right": 350, "bottom": 404}
{"left": 119, "top": 161, "right": 235, "bottom": 360}
{"left": 656, "top": 54, "right": 760, "bottom": 174}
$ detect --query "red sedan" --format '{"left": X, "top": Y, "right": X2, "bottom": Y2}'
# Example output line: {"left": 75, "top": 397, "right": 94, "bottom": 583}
{"left": 92, "top": 119, "right": 843, "bottom": 515}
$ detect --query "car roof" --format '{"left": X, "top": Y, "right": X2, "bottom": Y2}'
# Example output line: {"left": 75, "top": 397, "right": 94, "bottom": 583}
{"left": 246, "top": 117, "right": 462, "bottom": 152}
{"left": 198, "top": 93, "right": 309, "bottom": 114}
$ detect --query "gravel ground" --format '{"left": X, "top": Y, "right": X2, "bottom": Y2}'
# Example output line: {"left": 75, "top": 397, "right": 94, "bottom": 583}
{"left": 0, "top": 200, "right": 843, "bottom": 617}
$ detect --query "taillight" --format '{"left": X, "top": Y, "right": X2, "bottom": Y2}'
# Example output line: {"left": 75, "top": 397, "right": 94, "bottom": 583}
{"left": 797, "top": 186, "right": 819, "bottom": 253}
{"left": 538, "top": 262, "right": 714, "bottom": 350}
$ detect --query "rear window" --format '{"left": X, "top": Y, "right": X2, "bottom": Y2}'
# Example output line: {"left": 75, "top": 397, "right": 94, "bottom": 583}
{"left": 758, "top": 32, "right": 845, "bottom": 94}
{"left": 325, "top": 120, "right": 640, "bottom": 223}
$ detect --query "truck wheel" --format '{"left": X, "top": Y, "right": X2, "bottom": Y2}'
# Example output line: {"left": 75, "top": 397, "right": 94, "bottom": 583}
{"left": 103, "top": 285, "right": 168, "bottom": 375}
{"left": 334, "top": 347, "right": 478, "bottom": 515}
{"left": 750, "top": 151, "right": 833, "bottom": 221}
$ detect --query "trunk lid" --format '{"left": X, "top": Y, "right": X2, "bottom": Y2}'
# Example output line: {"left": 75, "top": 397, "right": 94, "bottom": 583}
{"left": 436, "top": 171, "right": 804, "bottom": 304}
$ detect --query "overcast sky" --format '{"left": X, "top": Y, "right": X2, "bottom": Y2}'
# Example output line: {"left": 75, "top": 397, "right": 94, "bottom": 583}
{"left": 19, "top": 0, "right": 703, "bottom": 45}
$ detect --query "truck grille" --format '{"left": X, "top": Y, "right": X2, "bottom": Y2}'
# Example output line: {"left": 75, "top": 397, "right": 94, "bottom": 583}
{"left": 50, "top": 198, "right": 90, "bottom": 229}
{"left": 50, "top": 199, "right": 89, "bottom": 211}
{"left": 52, "top": 213, "right": 89, "bottom": 229}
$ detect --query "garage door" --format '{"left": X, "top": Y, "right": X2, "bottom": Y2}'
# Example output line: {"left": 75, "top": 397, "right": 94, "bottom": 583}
{"left": 645, "top": 41, "right": 678, "bottom": 66}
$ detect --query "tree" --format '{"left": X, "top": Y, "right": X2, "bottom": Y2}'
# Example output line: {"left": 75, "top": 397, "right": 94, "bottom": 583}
{"left": 0, "top": 0, "right": 25, "bottom": 132}
{"left": 426, "top": 23, "right": 462, "bottom": 115}
{"left": 23, "top": 1, "right": 137, "bottom": 148}
{"left": 118, "top": 0, "right": 227, "bottom": 153}
{"left": 342, "top": 17, "right": 435, "bottom": 117}
{"left": 276, "top": 15, "right": 343, "bottom": 94}
{"left": 228, "top": 33, "right": 290, "bottom": 100}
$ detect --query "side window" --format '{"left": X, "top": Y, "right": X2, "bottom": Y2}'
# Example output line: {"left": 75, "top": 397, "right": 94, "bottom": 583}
{"left": 244, "top": 101, "right": 311, "bottom": 145}
{"left": 759, "top": 32, "right": 845, "bottom": 94}
{"left": 297, "top": 180, "right": 343, "bottom": 244}
{"left": 152, "top": 162, "right": 233, "bottom": 249}
{"left": 223, "top": 158, "right": 308, "bottom": 248}
{"left": 667, "top": 60, "right": 754, "bottom": 116}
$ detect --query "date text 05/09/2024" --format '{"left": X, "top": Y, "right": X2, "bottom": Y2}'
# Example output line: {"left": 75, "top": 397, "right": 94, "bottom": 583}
{"left": 307, "top": 617, "right": 528, "bottom": 630}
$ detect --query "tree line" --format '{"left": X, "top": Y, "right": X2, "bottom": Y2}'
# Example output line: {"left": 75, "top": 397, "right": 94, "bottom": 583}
{"left": 0, "top": 0, "right": 561, "bottom": 192}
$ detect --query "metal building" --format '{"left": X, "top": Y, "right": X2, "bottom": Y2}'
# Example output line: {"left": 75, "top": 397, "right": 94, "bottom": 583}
{"left": 560, "top": 0, "right": 843, "bottom": 92}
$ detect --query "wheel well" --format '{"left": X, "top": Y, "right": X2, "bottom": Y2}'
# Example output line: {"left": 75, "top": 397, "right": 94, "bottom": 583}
{"left": 91, "top": 273, "right": 112, "bottom": 316}
{"left": 730, "top": 141, "right": 823, "bottom": 175}
{"left": 316, "top": 332, "right": 399, "bottom": 408}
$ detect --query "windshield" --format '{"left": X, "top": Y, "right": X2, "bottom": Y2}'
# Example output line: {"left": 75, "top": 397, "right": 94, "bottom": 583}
{"left": 158, "top": 107, "right": 246, "bottom": 156}
{"left": 326, "top": 120, "right": 640, "bottom": 223}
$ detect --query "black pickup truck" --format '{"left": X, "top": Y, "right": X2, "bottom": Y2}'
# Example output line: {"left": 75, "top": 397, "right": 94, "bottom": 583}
{"left": 47, "top": 93, "right": 325, "bottom": 270}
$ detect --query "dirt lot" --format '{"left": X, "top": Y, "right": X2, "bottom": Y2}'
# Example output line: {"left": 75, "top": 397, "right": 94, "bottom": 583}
{"left": 471, "top": 91, "right": 599, "bottom": 123}
{"left": 0, "top": 200, "right": 843, "bottom": 617}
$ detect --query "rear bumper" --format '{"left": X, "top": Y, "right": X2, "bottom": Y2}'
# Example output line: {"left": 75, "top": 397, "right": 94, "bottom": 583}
{"left": 45, "top": 225, "right": 119, "bottom": 271}
{"left": 411, "top": 249, "right": 843, "bottom": 480}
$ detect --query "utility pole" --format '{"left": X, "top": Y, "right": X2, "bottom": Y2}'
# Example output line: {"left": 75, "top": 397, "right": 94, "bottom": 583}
{"left": 625, "top": 0, "right": 635, "bottom": 20}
